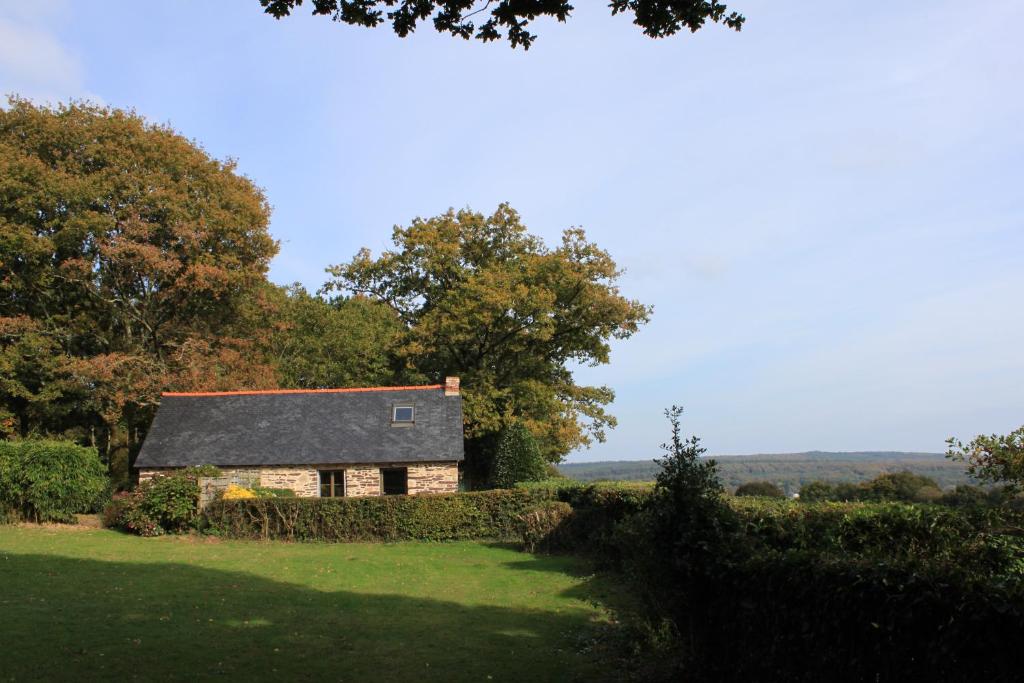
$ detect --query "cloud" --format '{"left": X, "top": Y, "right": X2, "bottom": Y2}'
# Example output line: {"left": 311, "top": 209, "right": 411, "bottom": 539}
{"left": 0, "top": 4, "right": 96, "bottom": 105}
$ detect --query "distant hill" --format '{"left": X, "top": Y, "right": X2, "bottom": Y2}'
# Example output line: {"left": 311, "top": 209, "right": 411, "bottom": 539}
{"left": 558, "top": 451, "right": 975, "bottom": 496}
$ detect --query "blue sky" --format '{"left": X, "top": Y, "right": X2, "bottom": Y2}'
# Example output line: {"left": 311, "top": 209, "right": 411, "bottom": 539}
{"left": 2, "top": 1, "right": 1022, "bottom": 461}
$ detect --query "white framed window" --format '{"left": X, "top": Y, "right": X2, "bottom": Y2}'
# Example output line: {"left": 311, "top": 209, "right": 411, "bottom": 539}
{"left": 392, "top": 405, "right": 415, "bottom": 423}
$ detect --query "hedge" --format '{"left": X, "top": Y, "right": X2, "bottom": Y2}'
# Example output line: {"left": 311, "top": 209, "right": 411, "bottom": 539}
{"left": 731, "top": 497, "right": 1024, "bottom": 575}
{"left": 694, "top": 552, "right": 1024, "bottom": 681}
{"left": 0, "top": 440, "right": 109, "bottom": 523}
{"left": 204, "top": 488, "right": 549, "bottom": 542}
{"left": 598, "top": 487, "right": 1024, "bottom": 680}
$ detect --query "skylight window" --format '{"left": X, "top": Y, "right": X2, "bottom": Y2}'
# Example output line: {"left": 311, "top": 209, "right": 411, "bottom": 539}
{"left": 392, "top": 405, "right": 414, "bottom": 423}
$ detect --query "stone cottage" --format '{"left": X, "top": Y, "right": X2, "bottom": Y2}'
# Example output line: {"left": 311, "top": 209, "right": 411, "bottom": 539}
{"left": 134, "top": 377, "right": 463, "bottom": 497}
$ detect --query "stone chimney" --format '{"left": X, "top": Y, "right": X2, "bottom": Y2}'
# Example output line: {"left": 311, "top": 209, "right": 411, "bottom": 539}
{"left": 444, "top": 376, "right": 460, "bottom": 396}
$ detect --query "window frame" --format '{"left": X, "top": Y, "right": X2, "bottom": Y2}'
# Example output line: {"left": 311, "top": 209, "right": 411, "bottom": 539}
{"left": 318, "top": 469, "right": 346, "bottom": 498}
{"left": 391, "top": 405, "right": 415, "bottom": 424}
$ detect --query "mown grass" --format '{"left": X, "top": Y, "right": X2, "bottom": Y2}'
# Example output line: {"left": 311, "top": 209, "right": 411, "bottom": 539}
{"left": 0, "top": 526, "right": 627, "bottom": 682}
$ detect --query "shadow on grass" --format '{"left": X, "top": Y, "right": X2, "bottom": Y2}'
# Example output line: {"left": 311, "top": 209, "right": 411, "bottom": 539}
{"left": 0, "top": 552, "right": 621, "bottom": 682}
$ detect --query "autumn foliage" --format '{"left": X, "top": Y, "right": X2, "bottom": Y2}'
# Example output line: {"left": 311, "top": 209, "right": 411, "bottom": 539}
{"left": 0, "top": 98, "right": 279, "bottom": 476}
{"left": 2, "top": 98, "right": 649, "bottom": 484}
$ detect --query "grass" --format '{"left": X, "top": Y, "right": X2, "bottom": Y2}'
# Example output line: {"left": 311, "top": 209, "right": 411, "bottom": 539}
{"left": 0, "top": 526, "right": 628, "bottom": 682}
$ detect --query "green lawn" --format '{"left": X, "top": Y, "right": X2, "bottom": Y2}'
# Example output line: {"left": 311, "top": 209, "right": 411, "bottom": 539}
{"left": 0, "top": 526, "right": 626, "bottom": 682}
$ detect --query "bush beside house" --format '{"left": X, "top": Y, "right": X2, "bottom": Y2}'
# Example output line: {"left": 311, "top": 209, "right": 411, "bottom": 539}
{"left": 104, "top": 466, "right": 218, "bottom": 536}
{"left": 0, "top": 440, "right": 108, "bottom": 523}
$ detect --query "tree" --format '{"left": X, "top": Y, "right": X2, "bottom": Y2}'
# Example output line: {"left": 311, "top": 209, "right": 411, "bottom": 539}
{"left": 324, "top": 204, "right": 651, "bottom": 468}
{"left": 259, "top": 0, "right": 744, "bottom": 49}
{"left": 491, "top": 422, "right": 547, "bottom": 488}
{"left": 0, "top": 98, "right": 280, "bottom": 476}
{"left": 734, "top": 481, "right": 784, "bottom": 498}
{"left": 859, "top": 470, "right": 940, "bottom": 503}
{"left": 258, "top": 284, "right": 406, "bottom": 389}
{"left": 797, "top": 480, "right": 835, "bottom": 502}
{"left": 614, "top": 406, "right": 736, "bottom": 652}
{"left": 947, "top": 426, "right": 1024, "bottom": 490}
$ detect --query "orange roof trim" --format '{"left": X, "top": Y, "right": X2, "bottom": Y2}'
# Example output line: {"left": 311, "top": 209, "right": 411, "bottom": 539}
{"left": 162, "top": 384, "right": 444, "bottom": 398}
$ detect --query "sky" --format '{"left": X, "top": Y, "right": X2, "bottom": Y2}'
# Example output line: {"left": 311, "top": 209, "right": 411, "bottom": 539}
{"left": 2, "top": 0, "right": 1022, "bottom": 461}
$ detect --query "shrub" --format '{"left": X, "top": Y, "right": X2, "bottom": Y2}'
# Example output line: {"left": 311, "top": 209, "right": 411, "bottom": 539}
{"left": 491, "top": 423, "right": 547, "bottom": 488}
{"left": 103, "top": 490, "right": 160, "bottom": 536}
{"left": 734, "top": 481, "right": 785, "bottom": 498}
{"left": 222, "top": 484, "right": 257, "bottom": 500}
{"left": 105, "top": 467, "right": 215, "bottom": 536}
{"left": 0, "top": 440, "right": 109, "bottom": 523}
{"left": 204, "top": 488, "right": 547, "bottom": 542}
{"left": 518, "top": 501, "right": 574, "bottom": 553}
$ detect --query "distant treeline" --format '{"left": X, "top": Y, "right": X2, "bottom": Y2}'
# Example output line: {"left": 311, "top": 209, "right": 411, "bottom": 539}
{"left": 559, "top": 451, "right": 975, "bottom": 495}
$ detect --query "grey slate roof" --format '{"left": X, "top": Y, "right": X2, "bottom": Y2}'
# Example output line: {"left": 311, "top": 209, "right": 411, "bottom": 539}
{"left": 135, "top": 386, "right": 464, "bottom": 468}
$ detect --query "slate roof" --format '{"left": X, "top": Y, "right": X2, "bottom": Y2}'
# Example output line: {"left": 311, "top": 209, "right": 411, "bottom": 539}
{"left": 134, "top": 385, "right": 464, "bottom": 468}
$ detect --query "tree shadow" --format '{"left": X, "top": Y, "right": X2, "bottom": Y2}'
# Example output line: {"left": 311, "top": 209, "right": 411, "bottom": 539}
{"left": 0, "top": 552, "right": 622, "bottom": 682}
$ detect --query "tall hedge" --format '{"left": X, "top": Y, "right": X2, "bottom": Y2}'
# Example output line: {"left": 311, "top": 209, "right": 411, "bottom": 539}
{"left": 0, "top": 440, "right": 108, "bottom": 523}
{"left": 491, "top": 423, "right": 547, "bottom": 488}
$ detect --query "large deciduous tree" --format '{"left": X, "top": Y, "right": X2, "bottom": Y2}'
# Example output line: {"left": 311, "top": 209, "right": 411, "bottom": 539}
{"left": 324, "top": 204, "right": 650, "bottom": 473}
{"left": 259, "top": 0, "right": 744, "bottom": 49}
{"left": 0, "top": 98, "right": 279, "bottom": 476}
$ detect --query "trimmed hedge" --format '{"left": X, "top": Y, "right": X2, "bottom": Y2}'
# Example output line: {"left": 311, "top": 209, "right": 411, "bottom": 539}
{"left": 731, "top": 497, "right": 1024, "bottom": 575}
{"left": 0, "top": 440, "right": 108, "bottom": 523}
{"left": 518, "top": 501, "right": 574, "bottom": 553}
{"left": 514, "top": 479, "right": 654, "bottom": 558}
{"left": 204, "top": 489, "right": 548, "bottom": 542}
{"left": 600, "top": 484, "right": 1024, "bottom": 680}
{"left": 696, "top": 552, "right": 1024, "bottom": 681}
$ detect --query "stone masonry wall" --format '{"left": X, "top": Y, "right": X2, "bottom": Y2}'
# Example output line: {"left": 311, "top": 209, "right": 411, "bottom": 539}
{"left": 408, "top": 462, "right": 459, "bottom": 494}
{"left": 140, "top": 461, "right": 459, "bottom": 499}
{"left": 260, "top": 467, "right": 318, "bottom": 497}
{"left": 344, "top": 465, "right": 383, "bottom": 497}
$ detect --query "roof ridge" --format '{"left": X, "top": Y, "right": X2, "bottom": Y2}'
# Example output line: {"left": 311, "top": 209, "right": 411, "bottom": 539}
{"left": 162, "top": 384, "right": 444, "bottom": 398}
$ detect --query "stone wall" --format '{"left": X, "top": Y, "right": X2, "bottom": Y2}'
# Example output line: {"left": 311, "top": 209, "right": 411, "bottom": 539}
{"left": 344, "top": 465, "right": 383, "bottom": 497}
{"left": 139, "top": 462, "right": 460, "bottom": 500}
{"left": 408, "top": 462, "right": 460, "bottom": 494}
{"left": 260, "top": 467, "right": 318, "bottom": 497}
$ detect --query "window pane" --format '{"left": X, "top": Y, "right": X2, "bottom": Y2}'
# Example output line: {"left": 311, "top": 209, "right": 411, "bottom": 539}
{"left": 382, "top": 468, "right": 408, "bottom": 495}
{"left": 319, "top": 471, "right": 331, "bottom": 497}
{"left": 393, "top": 406, "right": 414, "bottom": 422}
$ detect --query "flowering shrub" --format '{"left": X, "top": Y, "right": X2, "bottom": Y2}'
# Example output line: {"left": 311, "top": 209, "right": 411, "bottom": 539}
{"left": 103, "top": 490, "right": 161, "bottom": 536}
{"left": 222, "top": 484, "right": 257, "bottom": 500}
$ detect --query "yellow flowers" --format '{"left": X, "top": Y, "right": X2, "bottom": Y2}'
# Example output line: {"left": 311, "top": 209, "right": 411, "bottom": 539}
{"left": 222, "top": 484, "right": 257, "bottom": 500}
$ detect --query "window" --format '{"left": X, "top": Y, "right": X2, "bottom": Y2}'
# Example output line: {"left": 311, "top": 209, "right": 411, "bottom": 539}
{"left": 381, "top": 467, "right": 408, "bottom": 495}
{"left": 392, "top": 405, "right": 415, "bottom": 423}
{"left": 319, "top": 470, "right": 345, "bottom": 497}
